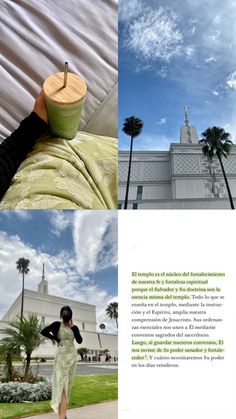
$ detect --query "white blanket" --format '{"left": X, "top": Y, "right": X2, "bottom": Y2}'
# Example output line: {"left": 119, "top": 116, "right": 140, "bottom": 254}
{"left": 0, "top": 0, "right": 117, "bottom": 141}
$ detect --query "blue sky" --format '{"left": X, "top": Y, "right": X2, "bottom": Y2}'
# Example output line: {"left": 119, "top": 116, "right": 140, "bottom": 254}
{"left": 119, "top": 0, "right": 236, "bottom": 150}
{"left": 0, "top": 211, "right": 118, "bottom": 333}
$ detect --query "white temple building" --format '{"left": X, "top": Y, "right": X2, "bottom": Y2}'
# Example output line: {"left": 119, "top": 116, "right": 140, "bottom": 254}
{"left": 119, "top": 108, "right": 236, "bottom": 209}
{"left": 0, "top": 265, "right": 118, "bottom": 359}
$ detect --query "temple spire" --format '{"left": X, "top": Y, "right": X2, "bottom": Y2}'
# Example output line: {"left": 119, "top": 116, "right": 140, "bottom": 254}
{"left": 38, "top": 263, "right": 48, "bottom": 295}
{"left": 184, "top": 106, "right": 190, "bottom": 127}
{"left": 180, "top": 106, "right": 198, "bottom": 144}
{"left": 42, "top": 263, "right": 45, "bottom": 281}
{"left": 184, "top": 106, "right": 191, "bottom": 143}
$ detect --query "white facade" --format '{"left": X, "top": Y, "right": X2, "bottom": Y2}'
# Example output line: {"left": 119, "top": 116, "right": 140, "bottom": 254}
{"left": 2, "top": 290, "right": 97, "bottom": 333}
{"left": 119, "top": 123, "right": 236, "bottom": 209}
{"left": 0, "top": 274, "right": 118, "bottom": 358}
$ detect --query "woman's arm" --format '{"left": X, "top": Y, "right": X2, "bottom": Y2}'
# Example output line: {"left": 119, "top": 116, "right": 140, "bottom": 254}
{"left": 0, "top": 91, "right": 48, "bottom": 200}
{"left": 71, "top": 325, "right": 83, "bottom": 344}
{"left": 41, "top": 322, "right": 61, "bottom": 343}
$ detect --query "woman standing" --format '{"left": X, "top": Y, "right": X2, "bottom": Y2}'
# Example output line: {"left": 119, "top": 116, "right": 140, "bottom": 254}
{"left": 41, "top": 306, "right": 83, "bottom": 419}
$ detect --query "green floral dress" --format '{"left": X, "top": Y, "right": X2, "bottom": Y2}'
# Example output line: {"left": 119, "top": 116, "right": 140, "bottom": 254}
{"left": 51, "top": 324, "right": 77, "bottom": 413}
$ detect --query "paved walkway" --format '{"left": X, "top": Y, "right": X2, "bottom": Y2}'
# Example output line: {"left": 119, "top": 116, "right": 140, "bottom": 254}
{"left": 24, "top": 401, "right": 118, "bottom": 419}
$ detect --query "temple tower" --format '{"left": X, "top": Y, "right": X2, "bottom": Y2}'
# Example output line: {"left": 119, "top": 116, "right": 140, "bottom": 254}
{"left": 180, "top": 106, "right": 199, "bottom": 144}
{"left": 37, "top": 263, "right": 48, "bottom": 295}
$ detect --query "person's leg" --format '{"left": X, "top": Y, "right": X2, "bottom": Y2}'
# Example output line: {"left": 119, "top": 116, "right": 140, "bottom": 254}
{"left": 59, "top": 389, "right": 67, "bottom": 419}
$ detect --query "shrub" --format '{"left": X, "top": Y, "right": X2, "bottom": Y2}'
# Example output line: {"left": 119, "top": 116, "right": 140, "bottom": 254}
{"left": 0, "top": 378, "right": 51, "bottom": 403}
{"left": 1, "top": 365, "right": 45, "bottom": 384}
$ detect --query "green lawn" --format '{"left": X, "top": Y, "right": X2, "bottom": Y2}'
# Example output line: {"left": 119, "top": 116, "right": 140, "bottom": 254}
{"left": 0, "top": 374, "right": 118, "bottom": 419}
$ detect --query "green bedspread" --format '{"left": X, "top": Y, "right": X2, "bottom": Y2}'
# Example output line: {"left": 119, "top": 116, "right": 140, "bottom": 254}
{"left": 0, "top": 132, "right": 117, "bottom": 209}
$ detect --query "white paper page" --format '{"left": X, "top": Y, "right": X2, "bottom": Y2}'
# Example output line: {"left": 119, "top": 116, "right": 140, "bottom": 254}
{"left": 119, "top": 210, "right": 236, "bottom": 419}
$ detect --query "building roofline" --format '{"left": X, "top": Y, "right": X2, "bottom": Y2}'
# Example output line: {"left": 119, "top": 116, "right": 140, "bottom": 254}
{"left": 24, "top": 289, "right": 96, "bottom": 310}
{"left": 119, "top": 150, "right": 170, "bottom": 155}
{"left": 1, "top": 288, "right": 96, "bottom": 321}
{"left": 1, "top": 293, "right": 22, "bottom": 321}
{"left": 119, "top": 143, "right": 236, "bottom": 155}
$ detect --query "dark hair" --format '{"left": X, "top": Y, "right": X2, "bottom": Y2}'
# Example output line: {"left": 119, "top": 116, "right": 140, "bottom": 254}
{"left": 60, "top": 306, "right": 73, "bottom": 319}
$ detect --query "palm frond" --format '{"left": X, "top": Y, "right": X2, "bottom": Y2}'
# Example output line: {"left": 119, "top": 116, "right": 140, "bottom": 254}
{"left": 16, "top": 258, "right": 30, "bottom": 274}
{"left": 122, "top": 116, "right": 143, "bottom": 138}
{"left": 200, "top": 126, "right": 232, "bottom": 161}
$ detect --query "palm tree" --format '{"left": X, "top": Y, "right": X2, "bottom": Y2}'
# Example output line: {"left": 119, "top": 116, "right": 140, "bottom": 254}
{"left": 106, "top": 302, "right": 118, "bottom": 329}
{"left": 0, "top": 314, "right": 42, "bottom": 379}
{"left": 122, "top": 116, "right": 143, "bottom": 209}
{"left": 16, "top": 258, "right": 30, "bottom": 324}
{"left": 200, "top": 127, "right": 234, "bottom": 209}
{"left": 0, "top": 338, "right": 20, "bottom": 380}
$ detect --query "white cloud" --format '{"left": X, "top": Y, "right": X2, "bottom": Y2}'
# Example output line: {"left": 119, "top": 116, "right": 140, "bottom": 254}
{"left": 206, "top": 30, "right": 221, "bottom": 43}
{"left": 226, "top": 71, "right": 236, "bottom": 90}
{"left": 156, "top": 118, "right": 167, "bottom": 125}
{"left": 0, "top": 210, "right": 32, "bottom": 221}
{"left": 134, "top": 63, "right": 152, "bottom": 73}
{"left": 48, "top": 210, "right": 73, "bottom": 236}
{"left": 223, "top": 122, "right": 236, "bottom": 143}
{"left": 72, "top": 211, "right": 118, "bottom": 277}
{"left": 0, "top": 232, "right": 88, "bottom": 319}
{"left": 120, "top": 0, "right": 236, "bottom": 85}
{"left": 119, "top": 0, "right": 142, "bottom": 22}
{"left": 213, "top": 15, "right": 221, "bottom": 25}
{"left": 124, "top": 6, "right": 183, "bottom": 62}
{"left": 204, "top": 56, "right": 217, "bottom": 63}
{"left": 185, "top": 46, "right": 195, "bottom": 58}
{"left": 156, "top": 66, "right": 168, "bottom": 78}
{"left": 0, "top": 231, "right": 53, "bottom": 318}
{"left": 15, "top": 211, "right": 32, "bottom": 221}
{"left": 224, "top": 123, "right": 231, "bottom": 132}
{"left": 213, "top": 91, "right": 219, "bottom": 96}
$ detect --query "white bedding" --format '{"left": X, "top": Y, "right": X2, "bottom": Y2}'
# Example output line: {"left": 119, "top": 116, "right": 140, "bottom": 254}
{"left": 0, "top": 0, "right": 117, "bottom": 141}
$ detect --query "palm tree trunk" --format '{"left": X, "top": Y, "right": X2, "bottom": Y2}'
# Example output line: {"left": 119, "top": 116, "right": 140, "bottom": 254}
{"left": 115, "top": 318, "right": 118, "bottom": 329}
{"left": 217, "top": 152, "right": 234, "bottom": 209}
{"left": 124, "top": 135, "right": 134, "bottom": 209}
{"left": 24, "top": 353, "right": 31, "bottom": 379}
{"left": 20, "top": 272, "right": 25, "bottom": 328}
{"left": 6, "top": 353, "right": 13, "bottom": 381}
